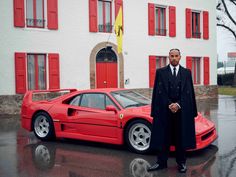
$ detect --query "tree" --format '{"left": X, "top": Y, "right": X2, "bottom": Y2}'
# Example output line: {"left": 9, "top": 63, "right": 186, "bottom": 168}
{"left": 216, "top": 0, "right": 236, "bottom": 86}
{"left": 217, "top": 0, "right": 236, "bottom": 40}
{"left": 233, "top": 60, "right": 236, "bottom": 87}
{"left": 217, "top": 61, "right": 224, "bottom": 68}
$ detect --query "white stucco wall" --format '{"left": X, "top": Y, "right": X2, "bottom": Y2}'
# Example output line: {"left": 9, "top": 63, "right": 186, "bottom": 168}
{"left": 0, "top": 0, "right": 217, "bottom": 95}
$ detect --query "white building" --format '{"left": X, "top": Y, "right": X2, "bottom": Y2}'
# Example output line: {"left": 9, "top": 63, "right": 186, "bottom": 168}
{"left": 0, "top": 0, "right": 217, "bottom": 97}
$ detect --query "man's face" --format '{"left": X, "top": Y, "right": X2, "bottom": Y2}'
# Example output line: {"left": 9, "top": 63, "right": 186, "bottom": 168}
{"left": 169, "top": 50, "right": 181, "bottom": 66}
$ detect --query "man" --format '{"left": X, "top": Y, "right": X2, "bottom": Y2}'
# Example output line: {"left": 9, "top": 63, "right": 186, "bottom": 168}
{"left": 148, "top": 49, "right": 197, "bottom": 173}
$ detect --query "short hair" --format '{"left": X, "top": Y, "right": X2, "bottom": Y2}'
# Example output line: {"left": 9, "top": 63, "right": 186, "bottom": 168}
{"left": 169, "top": 48, "right": 181, "bottom": 55}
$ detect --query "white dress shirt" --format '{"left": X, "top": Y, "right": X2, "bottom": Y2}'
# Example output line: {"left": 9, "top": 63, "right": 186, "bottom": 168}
{"left": 169, "top": 64, "right": 180, "bottom": 76}
{"left": 169, "top": 64, "right": 181, "bottom": 109}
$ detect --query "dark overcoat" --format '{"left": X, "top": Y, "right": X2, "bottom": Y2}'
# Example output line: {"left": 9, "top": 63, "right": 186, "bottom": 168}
{"left": 150, "top": 65, "right": 197, "bottom": 150}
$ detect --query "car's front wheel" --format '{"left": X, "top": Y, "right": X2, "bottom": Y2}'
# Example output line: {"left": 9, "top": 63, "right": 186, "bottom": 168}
{"left": 125, "top": 119, "right": 152, "bottom": 154}
{"left": 33, "top": 112, "right": 55, "bottom": 141}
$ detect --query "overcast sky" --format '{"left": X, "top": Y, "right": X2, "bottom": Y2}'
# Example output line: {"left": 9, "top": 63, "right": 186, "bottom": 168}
{"left": 217, "top": 1, "right": 236, "bottom": 62}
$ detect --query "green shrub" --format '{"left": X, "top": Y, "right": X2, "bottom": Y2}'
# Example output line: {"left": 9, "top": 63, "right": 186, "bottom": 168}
{"left": 217, "top": 73, "right": 234, "bottom": 85}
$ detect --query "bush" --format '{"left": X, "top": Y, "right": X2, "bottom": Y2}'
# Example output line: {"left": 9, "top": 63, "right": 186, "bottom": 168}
{"left": 217, "top": 73, "right": 234, "bottom": 85}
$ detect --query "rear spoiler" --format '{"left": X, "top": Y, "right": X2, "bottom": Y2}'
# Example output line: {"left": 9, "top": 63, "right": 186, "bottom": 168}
{"left": 22, "top": 88, "right": 77, "bottom": 105}
{"left": 29, "top": 88, "right": 77, "bottom": 93}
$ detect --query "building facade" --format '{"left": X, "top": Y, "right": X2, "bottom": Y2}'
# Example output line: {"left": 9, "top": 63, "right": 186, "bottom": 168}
{"left": 0, "top": 0, "right": 217, "bottom": 98}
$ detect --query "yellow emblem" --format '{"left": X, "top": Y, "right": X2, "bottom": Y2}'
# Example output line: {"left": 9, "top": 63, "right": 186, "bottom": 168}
{"left": 119, "top": 114, "right": 124, "bottom": 119}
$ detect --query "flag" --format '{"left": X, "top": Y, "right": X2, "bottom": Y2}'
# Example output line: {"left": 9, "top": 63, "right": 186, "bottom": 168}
{"left": 114, "top": 7, "right": 123, "bottom": 54}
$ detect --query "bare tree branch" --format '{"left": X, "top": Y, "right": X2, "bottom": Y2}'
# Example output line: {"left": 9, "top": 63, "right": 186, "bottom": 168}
{"left": 217, "top": 2, "right": 222, "bottom": 10}
{"left": 229, "top": 0, "right": 236, "bottom": 6}
{"left": 217, "top": 23, "right": 236, "bottom": 40}
{"left": 222, "top": 0, "right": 236, "bottom": 26}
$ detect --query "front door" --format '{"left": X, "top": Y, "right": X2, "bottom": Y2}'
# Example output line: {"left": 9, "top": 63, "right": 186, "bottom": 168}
{"left": 96, "top": 47, "right": 118, "bottom": 88}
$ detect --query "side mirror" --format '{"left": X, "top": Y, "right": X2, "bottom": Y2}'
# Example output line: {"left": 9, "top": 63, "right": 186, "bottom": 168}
{"left": 105, "top": 105, "right": 117, "bottom": 114}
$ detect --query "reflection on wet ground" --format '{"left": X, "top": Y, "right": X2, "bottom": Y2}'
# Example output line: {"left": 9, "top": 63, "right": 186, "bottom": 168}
{"left": 0, "top": 95, "right": 236, "bottom": 177}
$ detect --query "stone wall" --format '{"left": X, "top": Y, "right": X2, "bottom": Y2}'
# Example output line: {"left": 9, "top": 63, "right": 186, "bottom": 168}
{"left": 0, "top": 95, "right": 24, "bottom": 115}
{"left": 0, "top": 85, "right": 218, "bottom": 115}
{"left": 130, "top": 85, "right": 218, "bottom": 99}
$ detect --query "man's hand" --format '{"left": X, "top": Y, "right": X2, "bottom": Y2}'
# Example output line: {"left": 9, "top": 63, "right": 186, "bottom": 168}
{"left": 168, "top": 103, "right": 180, "bottom": 113}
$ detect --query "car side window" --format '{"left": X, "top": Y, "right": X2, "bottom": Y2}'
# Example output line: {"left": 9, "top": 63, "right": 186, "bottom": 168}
{"left": 69, "top": 95, "right": 81, "bottom": 106}
{"left": 80, "top": 93, "right": 105, "bottom": 110}
{"left": 105, "top": 95, "right": 118, "bottom": 108}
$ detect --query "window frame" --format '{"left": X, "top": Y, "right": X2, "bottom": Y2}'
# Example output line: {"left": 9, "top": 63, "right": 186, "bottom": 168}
{"left": 27, "top": 53, "right": 47, "bottom": 90}
{"left": 149, "top": 55, "right": 168, "bottom": 88}
{"left": 69, "top": 94, "right": 82, "bottom": 106}
{"left": 155, "top": 6, "right": 166, "bottom": 36}
{"left": 192, "top": 11, "right": 201, "bottom": 38}
{"left": 79, "top": 93, "right": 119, "bottom": 110}
{"left": 98, "top": 0, "right": 112, "bottom": 33}
{"left": 192, "top": 57, "right": 201, "bottom": 85}
{"left": 26, "top": 0, "right": 45, "bottom": 28}
{"left": 156, "top": 56, "right": 167, "bottom": 69}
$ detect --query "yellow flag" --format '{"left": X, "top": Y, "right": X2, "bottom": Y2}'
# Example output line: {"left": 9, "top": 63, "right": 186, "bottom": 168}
{"left": 114, "top": 7, "right": 123, "bottom": 54}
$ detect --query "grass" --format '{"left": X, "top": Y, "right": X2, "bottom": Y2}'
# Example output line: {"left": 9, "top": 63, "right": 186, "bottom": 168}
{"left": 218, "top": 86, "right": 236, "bottom": 96}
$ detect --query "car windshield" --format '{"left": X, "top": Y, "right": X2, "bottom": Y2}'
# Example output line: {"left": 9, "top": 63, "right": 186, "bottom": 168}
{"left": 111, "top": 90, "right": 151, "bottom": 109}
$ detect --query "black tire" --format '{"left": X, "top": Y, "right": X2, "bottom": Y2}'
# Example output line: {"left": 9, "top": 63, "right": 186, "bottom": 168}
{"left": 125, "top": 119, "right": 152, "bottom": 154}
{"left": 33, "top": 112, "right": 55, "bottom": 141}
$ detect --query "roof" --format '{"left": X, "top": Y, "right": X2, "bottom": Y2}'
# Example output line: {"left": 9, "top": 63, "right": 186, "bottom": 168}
{"left": 228, "top": 52, "right": 236, "bottom": 58}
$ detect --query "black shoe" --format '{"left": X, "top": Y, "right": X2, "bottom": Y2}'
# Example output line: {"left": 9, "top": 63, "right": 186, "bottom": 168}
{"left": 178, "top": 163, "right": 187, "bottom": 173}
{"left": 147, "top": 163, "right": 167, "bottom": 172}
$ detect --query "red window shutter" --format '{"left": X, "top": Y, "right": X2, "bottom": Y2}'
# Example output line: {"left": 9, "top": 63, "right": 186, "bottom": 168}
{"left": 47, "top": 0, "right": 58, "bottom": 30}
{"left": 115, "top": 0, "right": 124, "bottom": 32}
{"left": 48, "top": 53, "right": 60, "bottom": 89}
{"left": 186, "top": 56, "right": 192, "bottom": 70}
{"left": 186, "top": 8, "right": 192, "bottom": 38}
{"left": 89, "top": 0, "right": 98, "bottom": 32}
{"left": 204, "top": 57, "right": 210, "bottom": 85}
{"left": 15, "top": 53, "right": 26, "bottom": 94}
{"left": 169, "top": 6, "right": 176, "bottom": 37}
{"left": 14, "top": 0, "right": 25, "bottom": 27}
{"left": 149, "top": 56, "right": 156, "bottom": 88}
{"left": 203, "top": 11, "right": 209, "bottom": 39}
{"left": 148, "top": 3, "right": 155, "bottom": 36}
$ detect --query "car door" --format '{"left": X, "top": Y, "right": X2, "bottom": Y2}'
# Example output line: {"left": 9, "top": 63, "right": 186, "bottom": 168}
{"left": 66, "top": 93, "right": 120, "bottom": 139}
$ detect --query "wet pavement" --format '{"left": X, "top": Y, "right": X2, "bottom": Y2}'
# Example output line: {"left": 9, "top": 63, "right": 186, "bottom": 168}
{"left": 0, "top": 95, "right": 236, "bottom": 177}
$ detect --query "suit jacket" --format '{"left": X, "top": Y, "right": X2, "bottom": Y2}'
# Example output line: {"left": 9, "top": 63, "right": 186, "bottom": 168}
{"left": 150, "top": 65, "right": 197, "bottom": 150}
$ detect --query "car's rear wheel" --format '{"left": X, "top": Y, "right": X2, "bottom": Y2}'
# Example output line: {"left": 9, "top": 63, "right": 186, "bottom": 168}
{"left": 125, "top": 120, "right": 151, "bottom": 154}
{"left": 33, "top": 112, "right": 55, "bottom": 141}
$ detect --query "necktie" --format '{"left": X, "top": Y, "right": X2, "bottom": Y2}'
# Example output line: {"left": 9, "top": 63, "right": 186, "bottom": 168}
{"left": 173, "top": 67, "right": 176, "bottom": 77}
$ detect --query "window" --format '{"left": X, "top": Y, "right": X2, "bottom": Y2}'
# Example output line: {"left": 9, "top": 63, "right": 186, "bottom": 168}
{"left": 27, "top": 54, "right": 46, "bottom": 90}
{"left": 69, "top": 95, "right": 81, "bottom": 106}
{"left": 148, "top": 4, "right": 176, "bottom": 37}
{"left": 155, "top": 7, "right": 166, "bottom": 36}
{"left": 96, "top": 47, "right": 117, "bottom": 63}
{"left": 26, "top": 0, "right": 45, "bottom": 28}
{"left": 98, "top": 0, "right": 112, "bottom": 32}
{"left": 192, "top": 12, "right": 201, "bottom": 38}
{"left": 89, "top": 0, "right": 123, "bottom": 33}
{"left": 106, "top": 96, "right": 115, "bottom": 107}
{"left": 192, "top": 57, "right": 201, "bottom": 84}
{"left": 14, "top": 0, "right": 58, "bottom": 29}
{"left": 80, "top": 93, "right": 117, "bottom": 110}
{"left": 149, "top": 56, "right": 167, "bottom": 87}
{"left": 187, "top": 57, "right": 201, "bottom": 85}
{"left": 186, "top": 9, "right": 209, "bottom": 39}
{"left": 156, "top": 56, "right": 167, "bottom": 69}
{"left": 111, "top": 90, "right": 150, "bottom": 109}
{"left": 15, "top": 53, "right": 60, "bottom": 93}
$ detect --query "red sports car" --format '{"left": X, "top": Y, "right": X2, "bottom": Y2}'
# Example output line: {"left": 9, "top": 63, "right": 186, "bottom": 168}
{"left": 21, "top": 88, "right": 217, "bottom": 154}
